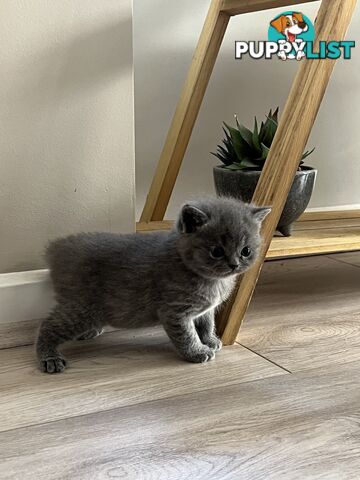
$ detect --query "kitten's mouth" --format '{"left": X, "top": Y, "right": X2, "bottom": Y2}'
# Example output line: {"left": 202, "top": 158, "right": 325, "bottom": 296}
{"left": 224, "top": 265, "right": 250, "bottom": 277}
{"left": 219, "top": 268, "right": 241, "bottom": 278}
{"left": 199, "top": 268, "right": 236, "bottom": 279}
{"left": 226, "top": 270, "right": 241, "bottom": 277}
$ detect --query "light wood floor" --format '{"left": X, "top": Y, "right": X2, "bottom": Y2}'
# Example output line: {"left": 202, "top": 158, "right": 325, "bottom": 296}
{"left": 1, "top": 252, "right": 360, "bottom": 479}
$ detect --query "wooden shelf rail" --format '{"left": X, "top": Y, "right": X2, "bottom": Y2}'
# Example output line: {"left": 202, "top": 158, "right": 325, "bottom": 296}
{"left": 137, "top": 210, "right": 360, "bottom": 259}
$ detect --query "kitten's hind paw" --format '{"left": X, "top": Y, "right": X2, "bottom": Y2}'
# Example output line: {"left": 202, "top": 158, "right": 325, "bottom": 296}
{"left": 182, "top": 346, "right": 216, "bottom": 364}
{"left": 40, "top": 353, "right": 67, "bottom": 374}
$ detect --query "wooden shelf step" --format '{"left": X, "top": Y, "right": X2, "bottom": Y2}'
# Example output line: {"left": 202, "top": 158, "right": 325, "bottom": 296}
{"left": 136, "top": 210, "right": 360, "bottom": 260}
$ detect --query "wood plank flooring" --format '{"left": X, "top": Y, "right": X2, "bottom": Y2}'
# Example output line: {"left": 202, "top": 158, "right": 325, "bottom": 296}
{"left": 241, "top": 254, "right": 360, "bottom": 372}
{"left": 0, "top": 330, "right": 285, "bottom": 432}
{"left": 1, "top": 252, "right": 360, "bottom": 479}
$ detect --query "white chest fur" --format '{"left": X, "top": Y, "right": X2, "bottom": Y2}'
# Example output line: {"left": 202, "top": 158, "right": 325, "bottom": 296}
{"left": 214, "top": 277, "right": 236, "bottom": 305}
{"left": 197, "top": 277, "right": 236, "bottom": 318}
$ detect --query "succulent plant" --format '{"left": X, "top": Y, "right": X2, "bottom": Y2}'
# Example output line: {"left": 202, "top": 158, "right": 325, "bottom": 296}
{"left": 212, "top": 107, "right": 314, "bottom": 171}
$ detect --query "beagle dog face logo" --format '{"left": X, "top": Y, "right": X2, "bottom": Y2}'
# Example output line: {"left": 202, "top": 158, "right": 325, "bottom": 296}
{"left": 269, "top": 11, "right": 311, "bottom": 60}
{"left": 270, "top": 12, "right": 309, "bottom": 43}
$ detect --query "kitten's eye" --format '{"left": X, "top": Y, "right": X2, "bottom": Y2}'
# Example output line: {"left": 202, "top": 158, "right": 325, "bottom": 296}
{"left": 210, "top": 246, "right": 225, "bottom": 259}
{"left": 241, "top": 246, "right": 251, "bottom": 258}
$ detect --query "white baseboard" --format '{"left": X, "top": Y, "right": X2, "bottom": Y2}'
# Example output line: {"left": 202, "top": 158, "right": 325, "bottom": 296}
{"left": 0, "top": 269, "right": 54, "bottom": 325}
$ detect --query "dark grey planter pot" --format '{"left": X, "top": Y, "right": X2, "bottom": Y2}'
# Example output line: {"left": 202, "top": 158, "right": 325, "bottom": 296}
{"left": 213, "top": 165, "right": 317, "bottom": 236}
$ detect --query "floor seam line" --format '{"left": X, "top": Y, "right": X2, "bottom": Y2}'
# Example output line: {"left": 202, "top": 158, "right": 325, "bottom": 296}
{"left": 0, "top": 342, "right": 34, "bottom": 352}
{"left": 325, "top": 254, "right": 360, "bottom": 269}
{"left": 237, "top": 343, "right": 292, "bottom": 374}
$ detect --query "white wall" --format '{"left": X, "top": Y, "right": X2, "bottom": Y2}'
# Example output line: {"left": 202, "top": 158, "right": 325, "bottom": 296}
{"left": 0, "top": 0, "right": 135, "bottom": 273}
{"left": 134, "top": 1, "right": 360, "bottom": 220}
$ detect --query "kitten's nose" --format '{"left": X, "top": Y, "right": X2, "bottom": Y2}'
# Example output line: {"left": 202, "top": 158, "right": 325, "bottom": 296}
{"left": 229, "top": 264, "right": 239, "bottom": 271}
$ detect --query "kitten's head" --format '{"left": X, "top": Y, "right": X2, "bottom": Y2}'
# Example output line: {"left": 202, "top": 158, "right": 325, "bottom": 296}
{"left": 176, "top": 196, "right": 271, "bottom": 279}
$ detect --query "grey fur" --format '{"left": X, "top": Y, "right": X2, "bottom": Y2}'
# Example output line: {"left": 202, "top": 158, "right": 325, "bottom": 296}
{"left": 36, "top": 196, "right": 270, "bottom": 373}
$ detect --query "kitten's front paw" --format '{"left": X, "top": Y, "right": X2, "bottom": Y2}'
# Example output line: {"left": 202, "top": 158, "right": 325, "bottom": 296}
{"left": 182, "top": 346, "right": 215, "bottom": 364}
{"left": 40, "top": 353, "right": 67, "bottom": 374}
{"left": 204, "top": 336, "right": 222, "bottom": 352}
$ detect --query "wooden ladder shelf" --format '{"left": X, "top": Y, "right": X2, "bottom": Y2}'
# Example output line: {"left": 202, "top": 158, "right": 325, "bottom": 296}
{"left": 138, "top": 0, "right": 358, "bottom": 345}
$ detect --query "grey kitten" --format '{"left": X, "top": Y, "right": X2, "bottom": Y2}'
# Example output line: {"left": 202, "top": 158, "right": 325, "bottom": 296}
{"left": 36, "top": 196, "right": 270, "bottom": 373}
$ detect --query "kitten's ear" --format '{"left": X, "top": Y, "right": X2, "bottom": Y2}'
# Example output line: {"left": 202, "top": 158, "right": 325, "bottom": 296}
{"left": 177, "top": 204, "right": 209, "bottom": 233}
{"left": 251, "top": 206, "right": 272, "bottom": 224}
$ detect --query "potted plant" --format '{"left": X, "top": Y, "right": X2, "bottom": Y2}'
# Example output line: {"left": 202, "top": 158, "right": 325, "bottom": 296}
{"left": 212, "top": 108, "right": 317, "bottom": 236}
